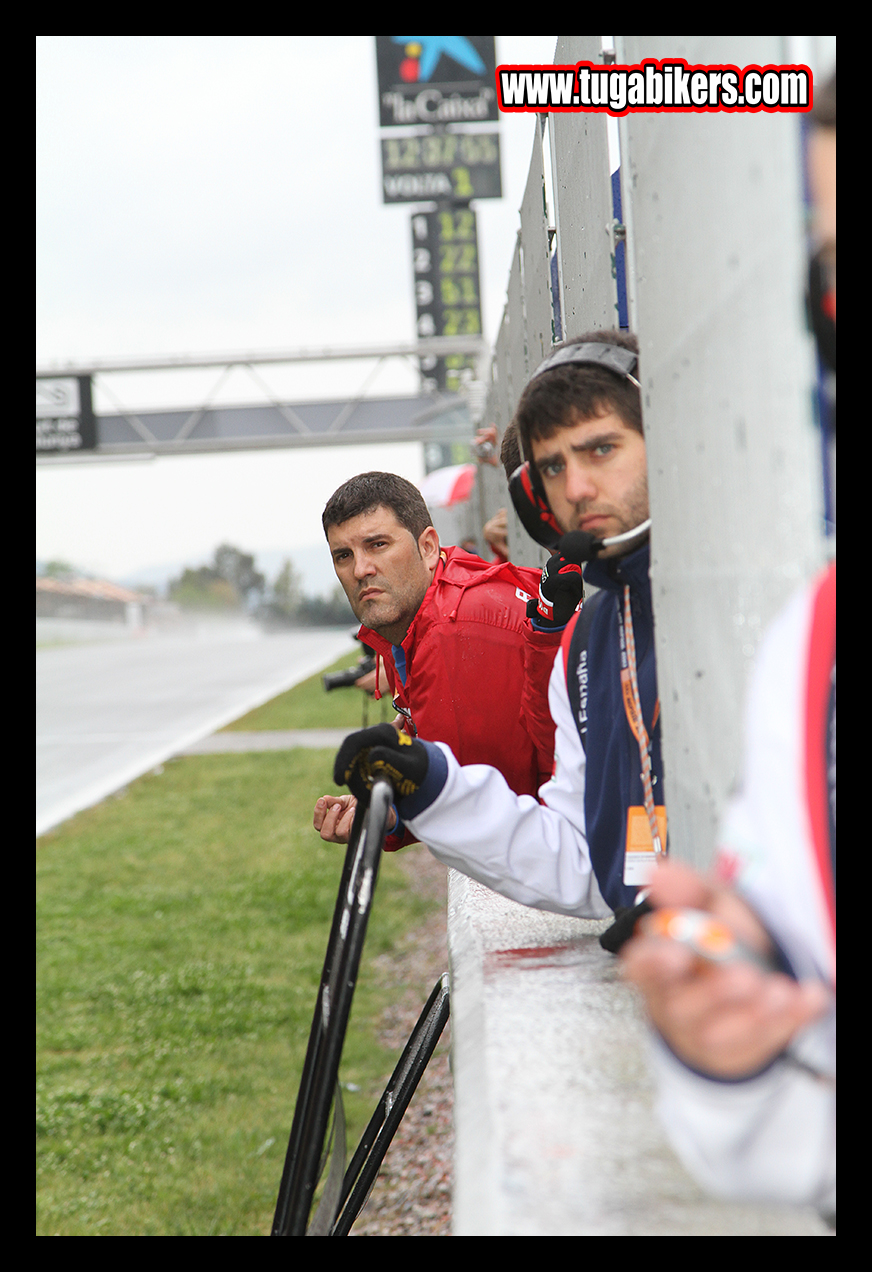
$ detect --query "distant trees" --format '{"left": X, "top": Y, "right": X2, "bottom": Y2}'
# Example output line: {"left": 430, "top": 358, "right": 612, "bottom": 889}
{"left": 40, "top": 560, "right": 78, "bottom": 580}
{"left": 271, "top": 558, "right": 303, "bottom": 617}
{"left": 291, "top": 587, "right": 357, "bottom": 628}
{"left": 167, "top": 545, "right": 354, "bottom": 627}
{"left": 168, "top": 544, "right": 265, "bottom": 612}
{"left": 213, "top": 545, "right": 266, "bottom": 600}
{"left": 257, "top": 557, "right": 355, "bottom": 629}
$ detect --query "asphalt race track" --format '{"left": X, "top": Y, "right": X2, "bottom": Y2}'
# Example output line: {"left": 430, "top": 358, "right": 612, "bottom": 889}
{"left": 36, "top": 619, "right": 354, "bottom": 837}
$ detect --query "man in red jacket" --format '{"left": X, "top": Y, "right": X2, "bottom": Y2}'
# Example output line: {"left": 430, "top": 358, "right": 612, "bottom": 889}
{"left": 313, "top": 470, "right": 570, "bottom": 849}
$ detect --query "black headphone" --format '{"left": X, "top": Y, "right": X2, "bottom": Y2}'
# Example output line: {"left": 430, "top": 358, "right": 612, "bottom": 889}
{"left": 508, "top": 342, "right": 641, "bottom": 550}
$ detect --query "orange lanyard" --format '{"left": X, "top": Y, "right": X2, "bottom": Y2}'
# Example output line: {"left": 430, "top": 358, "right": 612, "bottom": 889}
{"left": 616, "top": 585, "right": 664, "bottom": 856}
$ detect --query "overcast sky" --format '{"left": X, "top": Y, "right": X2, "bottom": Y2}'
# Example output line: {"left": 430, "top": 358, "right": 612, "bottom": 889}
{"left": 36, "top": 36, "right": 832, "bottom": 591}
{"left": 36, "top": 35, "right": 569, "bottom": 588}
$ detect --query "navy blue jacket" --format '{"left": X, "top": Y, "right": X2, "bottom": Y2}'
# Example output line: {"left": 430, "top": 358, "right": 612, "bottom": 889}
{"left": 571, "top": 542, "right": 664, "bottom": 910}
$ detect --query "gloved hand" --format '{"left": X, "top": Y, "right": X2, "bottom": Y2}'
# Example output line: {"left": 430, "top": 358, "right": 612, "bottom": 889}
{"left": 526, "top": 543, "right": 585, "bottom": 628}
{"left": 334, "top": 723, "right": 430, "bottom": 804}
{"left": 599, "top": 899, "right": 654, "bottom": 954}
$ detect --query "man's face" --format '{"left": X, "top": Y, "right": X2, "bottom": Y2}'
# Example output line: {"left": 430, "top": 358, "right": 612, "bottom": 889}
{"left": 809, "top": 127, "right": 836, "bottom": 257}
{"left": 809, "top": 126, "right": 836, "bottom": 318}
{"left": 530, "top": 409, "right": 649, "bottom": 558}
{"left": 327, "top": 506, "right": 439, "bottom": 644}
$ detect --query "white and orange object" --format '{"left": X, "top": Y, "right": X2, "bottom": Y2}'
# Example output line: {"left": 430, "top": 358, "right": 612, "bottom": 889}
{"left": 643, "top": 907, "right": 775, "bottom": 972}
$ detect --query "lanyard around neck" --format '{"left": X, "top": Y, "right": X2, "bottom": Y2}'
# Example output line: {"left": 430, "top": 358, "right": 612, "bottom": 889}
{"left": 617, "top": 585, "right": 664, "bottom": 857}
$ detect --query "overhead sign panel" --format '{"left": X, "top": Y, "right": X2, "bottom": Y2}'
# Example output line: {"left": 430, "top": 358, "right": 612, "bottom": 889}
{"left": 36, "top": 375, "right": 96, "bottom": 453}
{"left": 376, "top": 36, "right": 498, "bottom": 127}
{"left": 381, "top": 129, "right": 501, "bottom": 203}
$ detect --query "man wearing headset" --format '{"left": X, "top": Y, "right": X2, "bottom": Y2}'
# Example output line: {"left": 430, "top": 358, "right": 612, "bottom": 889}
{"left": 332, "top": 328, "right": 660, "bottom": 930}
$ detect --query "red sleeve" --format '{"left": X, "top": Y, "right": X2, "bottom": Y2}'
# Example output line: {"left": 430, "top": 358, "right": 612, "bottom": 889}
{"left": 383, "top": 825, "right": 418, "bottom": 852}
{"left": 804, "top": 562, "right": 836, "bottom": 946}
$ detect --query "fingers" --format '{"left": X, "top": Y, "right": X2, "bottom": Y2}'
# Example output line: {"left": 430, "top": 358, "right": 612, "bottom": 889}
{"left": 644, "top": 857, "right": 720, "bottom": 911}
{"left": 644, "top": 859, "right": 772, "bottom": 956}
{"left": 622, "top": 935, "right": 829, "bottom": 1078}
{"left": 333, "top": 723, "right": 403, "bottom": 789}
{"left": 474, "top": 425, "right": 499, "bottom": 465}
{"left": 335, "top": 802, "right": 357, "bottom": 841}
{"left": 675, "top": 969, "right": 827, "bottom": 1075}
{"left": 313, "top": 794, "right": 356, "bottom": 844}
{"left": 621, "top": 930, "right": 697, "bottom": 991}
{"left": 313, "top": 790, "right": 400, "bottom": 844}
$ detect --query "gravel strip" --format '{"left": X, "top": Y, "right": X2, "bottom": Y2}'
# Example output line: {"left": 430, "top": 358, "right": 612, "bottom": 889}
{"left": 348, "top": 849, "right": 453, "bottom": 1237}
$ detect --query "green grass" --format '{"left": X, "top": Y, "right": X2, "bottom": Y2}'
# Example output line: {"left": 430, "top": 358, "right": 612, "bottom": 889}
{"left": 36, "top": 745, "right": 441, "bottom": 1235}
{"left": 222, "top": 649, "right": 394, "bottom": 731}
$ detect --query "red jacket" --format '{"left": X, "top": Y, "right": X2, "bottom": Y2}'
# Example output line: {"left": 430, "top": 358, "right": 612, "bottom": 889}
{"left": 357, "top": 547, "right": 561, "bottom": 849}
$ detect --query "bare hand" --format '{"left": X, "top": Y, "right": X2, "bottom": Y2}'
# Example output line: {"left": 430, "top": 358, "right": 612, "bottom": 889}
{"left": 473, "top": 424, "right": 499, "bottom": 466}
{"left": 313, "top": 794, "right": 358, "bottom": 844}
{"left": 620, "top": 859, "right": 829, "bottom": 1079}
{"left": 313, "top": 793, "right": 398, "bottom": 844}
{"left": 483, "top": 507, "right": 509, "bottom": 559}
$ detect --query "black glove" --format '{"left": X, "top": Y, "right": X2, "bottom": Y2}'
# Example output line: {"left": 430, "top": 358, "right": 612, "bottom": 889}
{"left": 334, "top": 724, "right": 430, "bottom": 803}
{"left": 526, "top": 546, "right": 585, "bottom": 628}
{"left": 598, "top": 899, "right": 654, "bottom": 954}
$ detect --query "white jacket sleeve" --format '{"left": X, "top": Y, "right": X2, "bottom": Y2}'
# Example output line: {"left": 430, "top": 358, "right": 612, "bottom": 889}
{"left": 650, "top": 1033, "right": 836, "bottom": 1215}
{"left": 404, "top": 648, "right": 612, "bottom": 918}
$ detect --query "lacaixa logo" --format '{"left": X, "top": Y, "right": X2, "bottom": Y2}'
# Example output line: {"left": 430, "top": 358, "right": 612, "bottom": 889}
{"left": 376, "top": 38, "right": 498, "bottom": 128}
{"left": 389, "top": 36, "right": 486, "bottom": 83}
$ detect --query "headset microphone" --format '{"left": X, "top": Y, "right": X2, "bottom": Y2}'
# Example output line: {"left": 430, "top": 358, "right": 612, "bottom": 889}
{"left": 557, "top": 520, "right": 652, "bottom": 564}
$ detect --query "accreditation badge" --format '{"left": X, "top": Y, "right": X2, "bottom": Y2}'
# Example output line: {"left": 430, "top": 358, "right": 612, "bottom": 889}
{"left": 623, "top": 805, "right": 667, "bottom": 885}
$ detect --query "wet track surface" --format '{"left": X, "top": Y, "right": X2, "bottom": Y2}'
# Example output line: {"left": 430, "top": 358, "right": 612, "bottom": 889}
{"left": 36, "top": 619, "right": 354, "bottom": 836}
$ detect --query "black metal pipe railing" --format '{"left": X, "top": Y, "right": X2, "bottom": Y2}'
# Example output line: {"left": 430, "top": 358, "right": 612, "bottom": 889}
{"left": 272, "top": 780, "right": 392, "bottom": 1236}
{"left": 330, "top": 972, "right": 450, "bottom": 1236}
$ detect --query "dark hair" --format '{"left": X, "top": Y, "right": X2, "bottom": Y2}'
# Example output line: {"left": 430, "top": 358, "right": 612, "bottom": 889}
{"left": 512, "top": 330, "right": 642, "bottom": 464}
{"left": 500, "top": 420, "right": 521, "bottom": 479}
{"left": 322, "top": 471, "right": 433, "bottom": 541}
{"left": 812, "top": 67, "right": 835, "bottom": 130}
